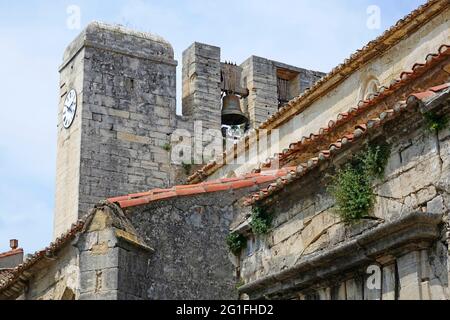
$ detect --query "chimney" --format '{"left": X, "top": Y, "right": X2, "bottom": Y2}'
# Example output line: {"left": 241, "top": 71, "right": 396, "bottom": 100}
{"left": 0, "top": 239, "right": 24, "bottom": 269}
{"left": 10, "top": 239, "right": 18, "bottom": 250}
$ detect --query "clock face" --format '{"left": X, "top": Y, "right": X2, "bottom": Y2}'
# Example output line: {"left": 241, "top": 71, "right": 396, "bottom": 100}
{"left": 63, "top": 89, "right": 77, "bottom": 129}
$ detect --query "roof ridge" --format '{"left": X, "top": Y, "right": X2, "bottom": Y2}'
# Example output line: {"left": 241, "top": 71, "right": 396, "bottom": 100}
{"left": 0, "top": 248, "right": 23, "bottom": 259}
{"left": 107, "top": 167, "right": 297, "bottom": 209}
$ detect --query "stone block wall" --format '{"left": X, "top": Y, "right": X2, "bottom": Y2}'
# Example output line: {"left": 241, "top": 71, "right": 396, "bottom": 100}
{"left": 76, "top": 205, "right": 154, "bottom": 300}
{"left": 182, "top": 42, "right": 222, "bottom": 132}
{"left": 21, "top": 205, "right": 154, "bottom": 300}
{"left": 126, "top": 191, "right": 249, "bottom": 300}
{"left": 25, "top": 245, "right": 79, "bottom": 300}
{"left": 77, "top": 208, "right": 122, "bottom": 300}
{"left": 79, "top": 23, "right": 177, "bottom": 211}
{"left": 240, "top": 56, "right": 324, "bottom": 128}
{"left": 241, "top": 56, "right": 278, "bottom": 128}
{"left": 237, "top": 101, "right": 450, "bottom": 300}
{"left": 54, "top": 23, "right": 327, "bottom": 238}
{"left": 54, "top": 22, "right": 178, "bottom": 237}
{"left": 54, "top": 40, "right": 85, "bottom": 238}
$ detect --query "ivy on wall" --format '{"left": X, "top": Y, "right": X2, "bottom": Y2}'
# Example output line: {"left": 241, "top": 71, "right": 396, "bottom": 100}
{"left": 328, "top": 142, "right": 391, "bottom": 222}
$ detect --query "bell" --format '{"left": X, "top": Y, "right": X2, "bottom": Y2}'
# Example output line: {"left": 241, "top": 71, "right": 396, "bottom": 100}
{"left": 221, "top": 94, "right": 249, "bottom": 126}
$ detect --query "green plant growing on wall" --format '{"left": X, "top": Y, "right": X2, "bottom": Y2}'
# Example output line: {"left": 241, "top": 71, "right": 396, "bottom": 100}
{"left": 250, "top": 206, "right": 272, "bottom": 235}
{"left": 328, "top": 143, "right": 390, "bottom": 223}
{"left": 162, "top": 142, "right": 171, "bottom": 152}
{"left": 226, "top": 233, "right": 247, "bottom": 255}
{"left": 235, "top": 278, "right": 246, "bottom": 290}
{"left": 181, "top": 162, "right": 192, "bottom": 175}
{"left": 424, "top": 111, "right": 448, "bottom": 132}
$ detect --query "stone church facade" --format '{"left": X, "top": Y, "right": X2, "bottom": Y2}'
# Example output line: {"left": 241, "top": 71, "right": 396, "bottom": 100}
{"left": 0, "top": 0, "right": 449, "bottom": 300}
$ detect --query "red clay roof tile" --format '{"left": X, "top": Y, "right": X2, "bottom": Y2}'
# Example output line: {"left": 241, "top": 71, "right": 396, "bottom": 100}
{"left": 107, "top": 167, "right": 298, "bottom": 209}
{"left": 430, "top": 83, "right": 450, "bottom": 92}
{"left": 204, "top": 183, "right": 233, "bottom": 192}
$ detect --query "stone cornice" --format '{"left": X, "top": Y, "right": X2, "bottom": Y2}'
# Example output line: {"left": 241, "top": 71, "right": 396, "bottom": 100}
{"left": 59, "top": 40, "right": 178, "bottom": 72}
{"left": 239, "top": 212, "right": 443, "bottom": 300}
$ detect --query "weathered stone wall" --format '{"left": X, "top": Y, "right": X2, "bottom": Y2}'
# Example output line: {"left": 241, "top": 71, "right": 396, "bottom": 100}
{"left": 182, "top": 42, "right": 222, "bottom": 133}
{"left": 77, "top": 205, "right": 155, "bottom": 300}
{"left": 241, "top": 56, "right": 324, "bottom": 128}
{"left": 19, "top": 205, "right": 153, "bottom": 300}
{"left": 126, "top": 191, "right": 251, "bottom": 300}
{"left": 54, "top": 22, "right": 178, "bottom": 237}
{"left": 77, "top": 208, "right": 122, "bottom": 300}
{"left": 79, "top": 23, "right": 177, "bottom": 211}
{"left": 294, "top": 246, "right": 448, "bottom": 300}
{"left": 54, "top": 41, "right": 85, "bottom": 238}
{"left": 237, "top": 102, "right": 450, "bottom": 300}
{"left": 54, "top": 23, "right": 328, "bottom": 238}
{"left": 211, "top": 7, "right": 450, "bottom": 179}
{"left": 0, "top": 252, "right": 23, "bottom": 269}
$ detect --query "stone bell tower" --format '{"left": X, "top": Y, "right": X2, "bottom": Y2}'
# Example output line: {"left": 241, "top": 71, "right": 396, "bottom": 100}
{"left": 54, "top": 22, "right": 177, "bottom": 237}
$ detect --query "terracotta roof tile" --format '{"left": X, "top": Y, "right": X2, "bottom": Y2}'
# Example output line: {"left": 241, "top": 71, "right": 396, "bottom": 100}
{"left": 108, "top": 167, "right": 298, "bottom": 209}
{"left": 244, "top": 82, "right": 450, "bottom": 206}
{"left": 430, "top": 83, "right": 450, "bottom": 92}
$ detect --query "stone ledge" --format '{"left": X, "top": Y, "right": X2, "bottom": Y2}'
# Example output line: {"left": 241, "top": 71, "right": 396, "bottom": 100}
{"left": 239, "top": 211, "right": 443, "bottom": 299}
{"left": 115, "top": 229, "right": 154, "bottom": 253}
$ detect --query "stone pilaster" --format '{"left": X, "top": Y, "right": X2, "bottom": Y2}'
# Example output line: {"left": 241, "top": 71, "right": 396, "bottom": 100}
{"left": 182, "top": 42, "right": 222, "bottom": 132}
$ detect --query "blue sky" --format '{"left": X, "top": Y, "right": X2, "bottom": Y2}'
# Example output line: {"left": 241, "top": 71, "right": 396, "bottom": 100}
{"left": 0, "top": 0, "right": 426, "bottom": 254}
